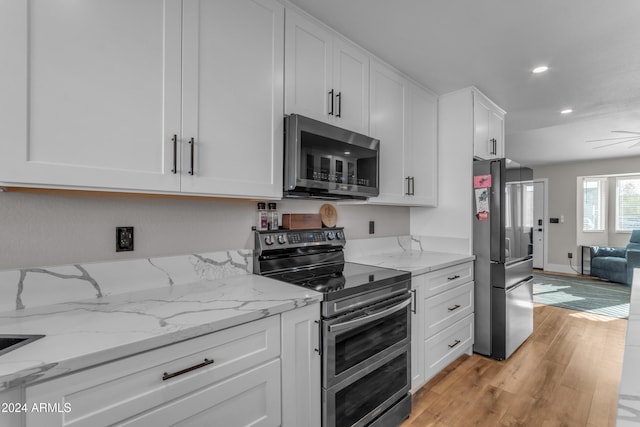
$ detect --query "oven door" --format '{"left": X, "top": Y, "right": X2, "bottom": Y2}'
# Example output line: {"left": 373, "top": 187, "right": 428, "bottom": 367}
{"left": 323, "top": 293, "right": 411, "bottom": 389}
{"left": 323, "top": 346, "right": 410, "bottom": 427}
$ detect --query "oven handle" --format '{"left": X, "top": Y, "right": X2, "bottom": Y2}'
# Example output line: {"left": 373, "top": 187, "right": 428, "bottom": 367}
{"left": 328, "top": 297, "right": 411, "bottom": 333}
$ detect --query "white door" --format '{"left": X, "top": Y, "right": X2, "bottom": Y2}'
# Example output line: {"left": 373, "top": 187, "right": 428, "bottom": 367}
{"left": 473, "top": 94, "right": 491, "bottom": 159}
{"left": 0, "top": 0, "right": 182, "bottom": 191}
{"left": 284, "top": 9, "right": 333, "bottom": 123}
{"left": 332, "top": 38, "right": 369, "bottom": 134}
{"left": 405, "top": 81, "right": 438, "bottom": 207}
{"left": 369, "top": 59, "right": 406, "bottom": 203}
{"left": 181, "top": 0, "right": 284, "bottom": 198}
{"left": 533, "top": 181, "right": 546, "bottom": 269}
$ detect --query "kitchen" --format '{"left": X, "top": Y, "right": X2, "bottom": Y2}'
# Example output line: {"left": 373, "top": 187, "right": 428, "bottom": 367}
{"left": 2, "top": 1, "right": 640, "bottom": 426}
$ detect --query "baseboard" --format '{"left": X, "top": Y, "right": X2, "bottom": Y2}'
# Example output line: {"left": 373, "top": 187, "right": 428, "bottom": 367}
{"left": 543, "top": 263, "right": 581, "bottom": 275}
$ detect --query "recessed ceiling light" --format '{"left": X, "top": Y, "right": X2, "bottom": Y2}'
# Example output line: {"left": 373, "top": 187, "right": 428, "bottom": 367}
{"left": 561, "top": 109, "right": 573, "bottom": 114}
{"left": 532, "top": 66, "right": 549, "bottom": 74}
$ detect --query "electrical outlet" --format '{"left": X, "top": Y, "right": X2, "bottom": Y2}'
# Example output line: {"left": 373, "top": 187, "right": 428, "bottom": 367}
{"left": 369, "top": 221, "right": 375, "bottom": 235}
{"left": 568, "top": 252, "right": 573, "bottom": 259}
{"left": 116, "top": 227, "right": 134, "bottom": 252}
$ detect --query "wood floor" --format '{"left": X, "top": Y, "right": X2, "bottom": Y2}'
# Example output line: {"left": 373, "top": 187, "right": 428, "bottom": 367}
{"left": 402, "top": 304, "right": 627, "bottom": 427}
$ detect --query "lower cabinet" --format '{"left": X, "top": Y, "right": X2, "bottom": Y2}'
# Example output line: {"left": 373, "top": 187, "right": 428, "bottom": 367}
{"left": 411, "top": 261, "right": 474, "bottom": 392}
{"left": 21, "top": 304, "right": 320, "bottom": 427}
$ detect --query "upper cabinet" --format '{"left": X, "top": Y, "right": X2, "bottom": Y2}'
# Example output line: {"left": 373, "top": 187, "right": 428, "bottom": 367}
{"left": 285, "top": 9, "right": 369, "bottom": 135}
{"left": 0, "top": 0, "right": 284, "bottom": 199}
{"left": 473, "top": 89, "right": 505, "bottom": 160}
{"left": 181, "top": 0, "right": 284, "bottom": 199}
{"left": 368, "top": 59, "right": 438, "bottom": 207}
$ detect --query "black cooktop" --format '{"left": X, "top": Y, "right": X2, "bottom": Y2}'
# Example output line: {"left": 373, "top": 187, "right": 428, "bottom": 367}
{"left": 267, "top": 262, "right": 411, "bottom": 301}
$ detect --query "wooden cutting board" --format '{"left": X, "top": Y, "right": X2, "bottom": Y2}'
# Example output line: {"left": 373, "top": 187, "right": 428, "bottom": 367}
{"left": 319, "top": 204, "right": 337, "bottom": 228}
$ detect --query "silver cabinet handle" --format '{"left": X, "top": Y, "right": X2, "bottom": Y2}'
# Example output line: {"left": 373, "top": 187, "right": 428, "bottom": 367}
{"left": 328, "top": 298, "right": 411, "bottom": 333}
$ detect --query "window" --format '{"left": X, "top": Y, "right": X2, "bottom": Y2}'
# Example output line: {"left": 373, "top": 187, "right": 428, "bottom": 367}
{"left": 583, "top": 177, "right": 606, "bottom": 232}
{"left": 616, "top": 176, "right": 640, "bottom": 232}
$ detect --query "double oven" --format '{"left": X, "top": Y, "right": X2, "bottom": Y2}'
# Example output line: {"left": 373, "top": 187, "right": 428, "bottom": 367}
{"left": 254, "top": 228, "right": 411, "bottom": 427}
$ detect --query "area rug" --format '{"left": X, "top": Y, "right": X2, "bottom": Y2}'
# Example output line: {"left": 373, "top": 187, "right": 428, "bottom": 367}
{"left": 532, "top": 272, "right": 631, "bottom": 318}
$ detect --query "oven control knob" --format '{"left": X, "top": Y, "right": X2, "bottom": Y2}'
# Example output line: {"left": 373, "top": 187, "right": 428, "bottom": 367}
{"left": 326, "top": 231, "right": 335, "bottom": 240}
{"left": 264, "top": 235, "right": 274, "bottom": 246}
{"left": 336, "top": 231, "right": 344, "bottom": 240}
{"left": 277, "top": 234, "right": 286, "bottom": 245}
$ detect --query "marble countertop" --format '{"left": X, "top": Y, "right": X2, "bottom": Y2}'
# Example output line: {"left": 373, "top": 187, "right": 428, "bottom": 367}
{"left": 0, "top": 274, "right": 322, "bottom": 390}
{"left": 617, "top": 268, "right": 640, "bottom": 425}
{"left": 348, "top": 251, "right": 475, "bottom": 276}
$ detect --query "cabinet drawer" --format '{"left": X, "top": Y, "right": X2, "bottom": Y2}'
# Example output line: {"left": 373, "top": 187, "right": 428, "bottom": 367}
{"left": 26, "top": 316, "right": 280, "bottom": 427}
{"left": 424, "top": 281, "right": 473, "bottom": 338}
{"left": 424, "top": 314, "right": 473, "bottom": 383}
{"left": 119, "top": 359, "right": 281, "bottom": 427}
{"left": 423, "top": 262, "right": 473, "bottom": 298}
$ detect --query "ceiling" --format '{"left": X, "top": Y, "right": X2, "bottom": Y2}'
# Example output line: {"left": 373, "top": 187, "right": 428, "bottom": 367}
{"left": 287, "top": 0, "right": 640, "bottom": 166}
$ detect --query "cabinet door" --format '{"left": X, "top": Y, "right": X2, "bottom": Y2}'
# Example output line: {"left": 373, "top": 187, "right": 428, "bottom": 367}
{"left": 332, "top": 38, "right": 370, "bottom": 134}
{"left": 181, "top": 0, "right": 284, "bottom": 198}
{"left": 281, "top": 304, "right": 321, "bottom": 427}
{"left": 410, "top": 276, "right": 425, "bottom": 391}
{"left": 473, "top": 93, "right": 492, "bottom": 159}
{"left": 284, "top": 9, "right": 333, "bottom": 123}
{"left": 0, "top": 0, "right": 182, "bottom": 192}
{"left": 369, "top": 59, "right": 407, "bottom": 204}
{"left": 489, "top": 109, "right": 505, "bottom": 158}
{"left": 405, "top": 81, "right": 438, "bottom": 207}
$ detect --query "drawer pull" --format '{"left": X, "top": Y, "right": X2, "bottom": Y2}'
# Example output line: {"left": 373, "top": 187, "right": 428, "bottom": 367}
{"left": 162, "top": 358, "right": 214, "bottom": 381}
{"left": 447, "top": 304, "right": 461, "bottom": 312}
{"left": 447, "top": 275, "right": 461, "bottom": 280}
{"left": 448, "top": 339, "right": 461, "bottom": 349}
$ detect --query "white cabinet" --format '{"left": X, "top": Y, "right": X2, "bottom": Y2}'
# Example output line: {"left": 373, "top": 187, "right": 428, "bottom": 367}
{"left": 281, "top": 304, "right": 321, "bottom": 427}
{"left": 410, "top": 278, "right": 425, "bottom": 390}
{"left": 23, "top": 305, "right": 321, "bottom": 427}
{"left": 411, "top": 261, "right": 474, "bottom": 392}
{"left": 473, "top": 89, "right": 505, "bottom": 160}
{"left": 369, "top": 59, "right": 438, "bottom": 207}
{"left": 0, "top": 0, "right": 284, "bottom": 200}
{"left": 181, "top": 0, "right": 284, "bottom": 199}
{"left": 0, "top": 0, "right": 182, "bottom": 193}
{"left": 285, "top": 9, "right": 369, "bottom": 135}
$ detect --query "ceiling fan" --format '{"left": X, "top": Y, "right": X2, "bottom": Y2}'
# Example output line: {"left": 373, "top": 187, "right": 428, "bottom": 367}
{"left": 586, "top": 131, "right": 640, "bottom": 149}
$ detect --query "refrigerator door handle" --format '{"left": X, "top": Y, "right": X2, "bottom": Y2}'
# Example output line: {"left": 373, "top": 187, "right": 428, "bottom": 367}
{"left": 506, "top": 275, "right": 534, "bottom": 292}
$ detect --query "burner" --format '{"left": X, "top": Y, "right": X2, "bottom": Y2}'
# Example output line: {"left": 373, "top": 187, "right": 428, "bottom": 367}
{"left": 304, "top": 273, "right": 346, "bottom": 292}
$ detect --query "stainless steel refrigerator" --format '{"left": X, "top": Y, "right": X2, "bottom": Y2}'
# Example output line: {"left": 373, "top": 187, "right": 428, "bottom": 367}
{"left": 473, "top": 158, "right": 534, "bottom": 360}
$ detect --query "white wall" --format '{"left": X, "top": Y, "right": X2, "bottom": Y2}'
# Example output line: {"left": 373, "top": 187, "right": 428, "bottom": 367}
{"left": 533, "top": 155, "right": 640, "bottom": 273}
{"left": 0, "top": 190, "right": 409, "bottom": 270}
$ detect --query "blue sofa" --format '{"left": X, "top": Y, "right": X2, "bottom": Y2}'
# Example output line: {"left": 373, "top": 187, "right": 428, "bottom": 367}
{"left": 590, "top": 230, "right": 640, "bottom": 285}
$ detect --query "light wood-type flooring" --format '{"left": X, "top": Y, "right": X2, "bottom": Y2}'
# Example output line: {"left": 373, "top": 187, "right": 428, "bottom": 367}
{"left": 402, "top": 303, "right": 627, "bottom": 427}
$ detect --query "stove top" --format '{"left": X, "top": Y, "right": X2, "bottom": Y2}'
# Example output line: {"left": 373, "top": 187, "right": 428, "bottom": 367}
{"left": 266, "top": 262, "right": 410, "bottom": 301}
{"left": 254, "top": 228, "right": 410, "bottom": 301}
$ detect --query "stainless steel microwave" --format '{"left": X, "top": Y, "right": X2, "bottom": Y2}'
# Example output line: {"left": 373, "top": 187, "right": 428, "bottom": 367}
{"left": 284, "top": 114, "right": 380, "bottom": 200}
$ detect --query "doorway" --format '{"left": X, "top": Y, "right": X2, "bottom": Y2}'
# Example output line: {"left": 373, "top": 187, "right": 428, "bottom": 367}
{"left": 532, "top": 180, "right": 547, "bottom": 269}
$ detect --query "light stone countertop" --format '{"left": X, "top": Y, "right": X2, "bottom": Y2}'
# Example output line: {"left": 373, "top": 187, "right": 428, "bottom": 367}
{"left": 345, "top": 235, "right": 474, "bottom": 276}
{"left": 617, "top": 268, "right": 640, "bottom": 425}
{"left": 348, "top": 251, "right": 475, "bottom": 276}
{"left": 0, "top": 274, "right": 321, "bottom": 390}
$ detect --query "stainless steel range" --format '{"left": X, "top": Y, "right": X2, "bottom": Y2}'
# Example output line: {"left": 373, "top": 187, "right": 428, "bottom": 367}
{"left": 254, "top": 227, "right": 412, "bottom": 427}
